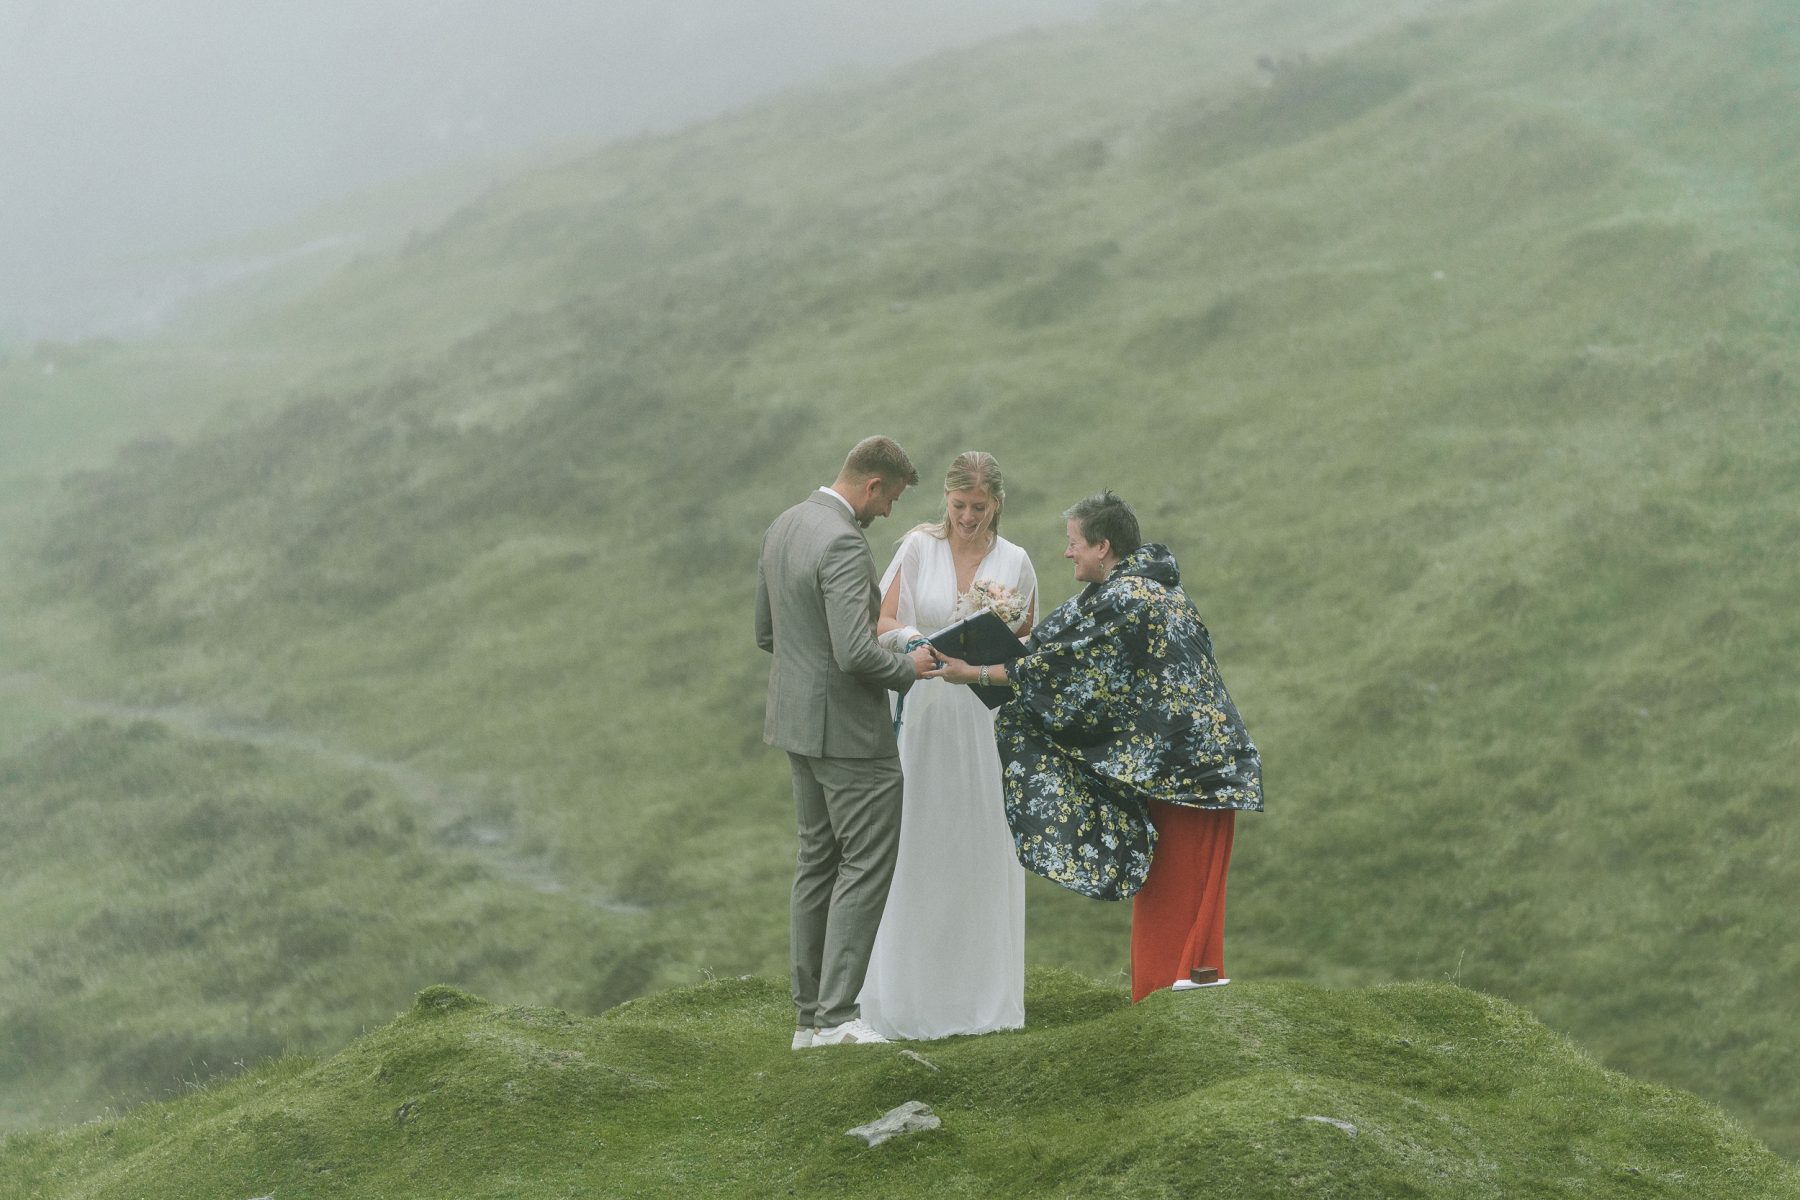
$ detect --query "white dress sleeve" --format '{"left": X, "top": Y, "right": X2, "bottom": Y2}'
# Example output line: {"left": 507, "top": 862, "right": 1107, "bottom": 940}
{"left": 990, "top": 537, "right": 1039, "bottom": 633}
{"left": 877, "top": 530, "right": 926, "bottom": 649}
{"left": 1015, "top": 542, "right": 1040, "bottom": 631}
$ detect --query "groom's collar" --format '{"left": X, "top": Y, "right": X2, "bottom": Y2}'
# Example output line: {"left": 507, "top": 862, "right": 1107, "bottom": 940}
{"left": 816, "top": 485, "right": 856, "bottom": 520}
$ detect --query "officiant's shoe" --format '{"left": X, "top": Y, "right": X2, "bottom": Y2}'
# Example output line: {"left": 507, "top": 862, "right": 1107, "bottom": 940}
{"left": 791, "top": 1028, "right": 815, "bottom": 1050}
{"left": 813, "top": 1018, "right": 890, "bottom": 1046}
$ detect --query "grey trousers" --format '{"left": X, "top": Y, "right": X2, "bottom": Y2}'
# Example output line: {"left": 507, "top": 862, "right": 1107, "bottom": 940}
{"left": 787, "top": 751, "right": 903, "bottom": 1029}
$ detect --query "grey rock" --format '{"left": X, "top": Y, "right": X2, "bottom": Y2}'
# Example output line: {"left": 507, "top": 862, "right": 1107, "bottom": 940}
{"left": 846, "top": 1100, "right": 942, "bottom": 1147}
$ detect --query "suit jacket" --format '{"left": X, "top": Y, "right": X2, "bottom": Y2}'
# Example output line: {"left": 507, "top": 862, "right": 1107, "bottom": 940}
{"left": 757, "top": 491, "right": 916, "bottom": 758}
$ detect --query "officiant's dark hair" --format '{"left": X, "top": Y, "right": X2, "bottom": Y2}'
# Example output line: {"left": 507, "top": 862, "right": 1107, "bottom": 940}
{"left": 1065, "top": 491, "right": 1140, "bottom": 557}
{"left": 911, "top": 450, "right": 1005, "bottom": 540}
{"left": 841, "top": 436, "right": 919, "bottom": 487}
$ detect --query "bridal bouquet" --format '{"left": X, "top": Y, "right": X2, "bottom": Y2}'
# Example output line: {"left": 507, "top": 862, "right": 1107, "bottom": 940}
{"left": 960, "top": 577, "right": 1026, "bottom": 625}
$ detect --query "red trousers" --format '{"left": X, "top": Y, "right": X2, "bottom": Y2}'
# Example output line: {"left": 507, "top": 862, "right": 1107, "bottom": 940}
{"left": 1130, "top": 804, "right": 1236, "bottom": 1002}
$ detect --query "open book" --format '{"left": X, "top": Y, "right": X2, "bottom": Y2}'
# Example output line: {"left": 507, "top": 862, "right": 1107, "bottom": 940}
{"left": 925, "top": 609, "right": 1027, "bottom": 709}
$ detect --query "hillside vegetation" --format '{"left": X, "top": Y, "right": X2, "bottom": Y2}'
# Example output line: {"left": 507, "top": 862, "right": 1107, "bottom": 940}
{"left": 4, "top": 973, "right": 1797, "bottom": 1199}
{"left": 3, "top": 0, "right": 1798, "bottom": 1164}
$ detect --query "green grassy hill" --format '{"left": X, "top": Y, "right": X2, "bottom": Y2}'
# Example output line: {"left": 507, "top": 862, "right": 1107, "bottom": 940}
{"left": 3, "top": 0, "right": 1798, "bottom": 1164}
{"left": 5, "top": 973, "right": 1797, "bottom": 1199}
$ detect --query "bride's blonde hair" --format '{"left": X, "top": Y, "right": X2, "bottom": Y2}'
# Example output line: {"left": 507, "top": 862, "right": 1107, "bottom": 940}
{"left": 908, "top": 450, "right": 1005, "bottom": 540}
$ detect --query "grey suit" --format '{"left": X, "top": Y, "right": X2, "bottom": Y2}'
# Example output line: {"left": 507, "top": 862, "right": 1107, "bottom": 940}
{"left": 756, "top": 490, "right": 916, "bottom": 1028}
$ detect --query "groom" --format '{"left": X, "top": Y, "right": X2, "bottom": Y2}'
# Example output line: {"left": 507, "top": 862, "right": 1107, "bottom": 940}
{"left": 756, "top": 435, "right": 936, "bottom": 1048}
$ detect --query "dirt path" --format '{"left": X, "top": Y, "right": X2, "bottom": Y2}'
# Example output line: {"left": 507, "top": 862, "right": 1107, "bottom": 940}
{"left": 3, "top": 673, "right": 645, "bottom": 914}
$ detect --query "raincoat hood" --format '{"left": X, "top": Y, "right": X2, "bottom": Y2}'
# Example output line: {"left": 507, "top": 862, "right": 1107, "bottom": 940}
{"left": 1111, "top": 542, "right": 1181, "bottom": 590}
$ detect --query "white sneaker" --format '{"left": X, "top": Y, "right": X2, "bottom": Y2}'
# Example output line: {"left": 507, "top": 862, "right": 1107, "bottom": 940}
{"left": 813, "top": 1018, "right": 890, "bottom": 1045}
{"left": 791, "top": 1028, "right": 815, "bottom": 1050}
{"left": 1171, "top": 977, "right": 1230, "bottom": 991}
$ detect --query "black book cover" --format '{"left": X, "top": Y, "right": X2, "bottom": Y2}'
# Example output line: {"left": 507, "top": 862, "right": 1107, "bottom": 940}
{"left": 925, "top": 610, "right": 1026, "bottom": 709}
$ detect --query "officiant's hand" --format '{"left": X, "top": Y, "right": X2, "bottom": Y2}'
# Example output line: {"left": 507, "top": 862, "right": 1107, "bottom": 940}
{"left": 923, "top": 653, "right": 973, "bottom": 683}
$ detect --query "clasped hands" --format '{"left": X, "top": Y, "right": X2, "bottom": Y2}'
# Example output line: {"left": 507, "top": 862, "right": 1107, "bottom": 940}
{"left": 901, "top": 642, "right": 979, "bottom": 683}
{"left": 921, "top": 652, "right": 983, "bottom": 685}
{"left": 887, "top": 626, "right": 984, "bottom": 684}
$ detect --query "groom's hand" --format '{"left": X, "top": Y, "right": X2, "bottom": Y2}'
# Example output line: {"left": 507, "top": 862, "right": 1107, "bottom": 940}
{"left": 907, "top": 644, "right": 940, "bottom": 677}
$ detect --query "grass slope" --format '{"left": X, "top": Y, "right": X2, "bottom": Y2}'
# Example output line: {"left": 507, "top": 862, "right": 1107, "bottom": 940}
{"left": 0, "top": 718, "right": 645, "bottom": 1132}
{"left": 4, "top": 973, "right": 1797, "bottom": 1200}
{"left": 3, "top": 0, "right": 1798, "bottom": 1160}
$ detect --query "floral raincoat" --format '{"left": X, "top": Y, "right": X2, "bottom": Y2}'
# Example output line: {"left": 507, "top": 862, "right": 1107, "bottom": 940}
{"left": 995, "top": 543, "right": 1262, "bottom": 901}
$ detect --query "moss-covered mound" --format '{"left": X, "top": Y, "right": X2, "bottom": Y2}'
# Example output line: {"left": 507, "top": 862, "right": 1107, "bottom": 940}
{"left": 4, "top": 972, "right": 1794, "bottom": 1199}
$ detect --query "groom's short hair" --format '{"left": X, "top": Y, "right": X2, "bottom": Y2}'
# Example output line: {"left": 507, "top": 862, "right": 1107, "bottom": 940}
{"left": 1065, "top": 491, "right": 1141, "bottom": 556}
{"left": 841, "top": 436, "right": 920, "bottom": 488}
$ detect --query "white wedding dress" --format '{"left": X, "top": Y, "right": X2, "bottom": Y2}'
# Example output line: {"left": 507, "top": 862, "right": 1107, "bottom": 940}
{"left": 859, "top": 529, "right": 1038, "bottom": 1039}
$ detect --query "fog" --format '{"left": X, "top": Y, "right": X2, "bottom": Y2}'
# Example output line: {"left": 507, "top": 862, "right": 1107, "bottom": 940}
{"left": 0, "top": 0, "right": 1111, "bottom": 340}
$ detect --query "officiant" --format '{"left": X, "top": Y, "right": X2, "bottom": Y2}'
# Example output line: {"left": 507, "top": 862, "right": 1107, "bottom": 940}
{"left": 926, "top": 490, "right": 1263, "bottom": 1002}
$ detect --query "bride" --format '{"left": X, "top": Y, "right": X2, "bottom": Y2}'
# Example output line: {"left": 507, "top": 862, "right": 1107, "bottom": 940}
{"left": 859, "top": 450, "right": 1038, "bottom": 1039}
